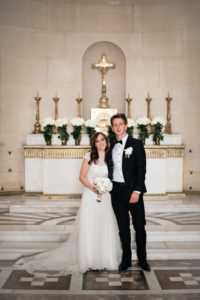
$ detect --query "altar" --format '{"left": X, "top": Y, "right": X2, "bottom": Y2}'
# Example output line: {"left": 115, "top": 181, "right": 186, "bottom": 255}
{"left": 24, "top": 133, "right": 184, "bottom": 196}
{"left": 25, "top": 53, "right": 185, "bottom": 196}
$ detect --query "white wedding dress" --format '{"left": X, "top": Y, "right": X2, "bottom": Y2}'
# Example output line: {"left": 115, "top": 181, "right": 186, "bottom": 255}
{"left": 15, "top": 152, "right": 121, "bottom": 276}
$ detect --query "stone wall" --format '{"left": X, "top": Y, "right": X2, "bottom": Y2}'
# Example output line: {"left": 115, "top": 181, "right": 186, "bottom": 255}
{"left": 0, "top": 0, "right": 199, "bottom": 191}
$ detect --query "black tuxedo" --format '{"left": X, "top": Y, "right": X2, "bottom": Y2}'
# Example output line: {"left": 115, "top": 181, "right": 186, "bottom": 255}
{"left": 107, "top": 136, "right": 147, "bottom": 264}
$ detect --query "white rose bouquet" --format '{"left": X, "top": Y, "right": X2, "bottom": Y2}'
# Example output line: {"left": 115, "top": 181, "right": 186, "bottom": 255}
{"left": 55, "top": 118, "right": 69, "bottom": 145}
{"left": 70, "top": 117, "right": 85, "bottom": 127}
{"left": 127, "top": 118, "right": 136, "bottom": 137}
{"left": 93, "top": 177, "right": 113, "bottom": 203}
{"left": 151, "top": 116, "right": 166, "bottom": 145}
{"left": 42, "top": 117, "right": 56, "bottom": 128}
{"left": 55, "top": 118, "right": 68, "bottom": 128}
{"left": 136, "top": 117, "right": 150, "bottom": 126}
{"left": 151, "top": 116, "right": 166, "bottom": 127}
{"left": 70, "top": 117, "right": 85, "bottom": 145}
{"left": 42, "top": 117, "right": 56, "bottom": 145}
{"left": 85, "top": 119, "right": 97, "bottom": 141}
{"left": 136, "top": 117, "right": 151, "bottom": 144}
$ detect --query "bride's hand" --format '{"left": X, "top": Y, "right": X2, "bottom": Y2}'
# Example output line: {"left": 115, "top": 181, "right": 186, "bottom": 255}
{"left": 93, "top": 187, "right": 102, "bottom": 197}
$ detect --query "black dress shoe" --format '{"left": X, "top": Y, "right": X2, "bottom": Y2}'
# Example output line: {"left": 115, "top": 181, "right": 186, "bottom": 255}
{"left": 138, "top": 261, "right": 151, "bottom": 272}
{"left": 118, "top": 261, "right": 132, "bottom": 271}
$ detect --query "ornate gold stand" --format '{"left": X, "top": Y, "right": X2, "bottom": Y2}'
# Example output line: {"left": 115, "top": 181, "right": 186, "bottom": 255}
{"left": 164, "top": 93, "right": 173, "bottom": 134}
{"left": 76, "top": 95, "right": 83, "bottom": 117}
{"left": 24, "top": 145, "right": 185, "bottom": 159}
{"left": 146, "top": 93, "right": 153, "bottom": 134}
{"left": 33, "top": 93, "right": 42, "bottom": 134}
{"left": 125, "top": 93, "right": 133, "bottom": 118}
{"left": 53, "top": 94, "right": 59, "bottom": 134}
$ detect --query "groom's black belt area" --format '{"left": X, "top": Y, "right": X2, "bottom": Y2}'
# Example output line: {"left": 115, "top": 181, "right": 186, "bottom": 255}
{"left": 112, "top": 181, "right": 126, "bottom": 188}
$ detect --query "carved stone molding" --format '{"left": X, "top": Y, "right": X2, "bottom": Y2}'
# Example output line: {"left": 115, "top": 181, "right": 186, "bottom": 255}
{"left": 24, "top": 145, "right": 90, "bottom": 159}
{"left": 24, "top": 145, "right": 185, "bottom": 159}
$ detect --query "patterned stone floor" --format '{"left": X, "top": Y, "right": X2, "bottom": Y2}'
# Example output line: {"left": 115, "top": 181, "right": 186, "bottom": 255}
{"left": 0, "top": 193, "right": 200, "bottom": 299}
{"left": 0, "top": 260, "right": 200, "bottom": 299}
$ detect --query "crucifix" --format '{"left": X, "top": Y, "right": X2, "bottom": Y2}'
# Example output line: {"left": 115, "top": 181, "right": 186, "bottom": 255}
{"left": 92, "top": 54, "right": 116, "bottom": 108}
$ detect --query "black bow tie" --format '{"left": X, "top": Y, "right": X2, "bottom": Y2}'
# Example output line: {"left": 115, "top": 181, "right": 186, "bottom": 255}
{"left": 114, "top": 140, "right": 122, "bottom": 145}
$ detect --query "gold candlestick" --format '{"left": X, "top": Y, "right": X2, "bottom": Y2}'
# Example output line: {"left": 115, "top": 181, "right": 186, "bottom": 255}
{"left": 125, "top": 93, "right": 133, "bottom": 118}
{"left": 146, "top": 92, "right": 153, "bottom": 133}
{"left": 33, "top": 92, "right": 42, "bottom": 134}
{"left": 53, "top": 93, "right": 59, "bottom": 133}
{"left": 76, "top": 95, "right": 83, "bottom": 117}
{"left": 164, "top": 92, "right": 172, "bottom": 134}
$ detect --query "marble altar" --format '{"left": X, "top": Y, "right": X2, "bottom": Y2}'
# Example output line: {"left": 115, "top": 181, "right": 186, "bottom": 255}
{"left": 24, "top": 134, "right": 184, "bottom": 195}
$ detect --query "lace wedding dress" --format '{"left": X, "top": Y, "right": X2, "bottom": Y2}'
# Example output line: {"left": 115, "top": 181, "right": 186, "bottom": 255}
{"left": 15, "top": 152, "right": 121, "bottom": 276}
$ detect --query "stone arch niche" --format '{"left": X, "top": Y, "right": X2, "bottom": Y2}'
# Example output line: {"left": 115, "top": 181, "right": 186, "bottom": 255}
{"left": 82, "top": 41, "right": 126, "bottom": 119}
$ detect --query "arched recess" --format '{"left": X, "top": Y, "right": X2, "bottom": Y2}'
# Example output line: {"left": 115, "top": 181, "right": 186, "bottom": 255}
{"left": 82, "top": 41, "right": 126, "bottom": 119}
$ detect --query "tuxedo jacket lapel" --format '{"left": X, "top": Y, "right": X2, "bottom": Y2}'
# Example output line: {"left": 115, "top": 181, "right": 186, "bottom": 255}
{"left": 122, "top": 135, "right": 132, "bottom": 170}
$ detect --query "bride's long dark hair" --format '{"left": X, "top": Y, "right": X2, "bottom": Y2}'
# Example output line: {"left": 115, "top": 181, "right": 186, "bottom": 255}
{"left": 88, "top": 132, "right": 109, "bottom": 165}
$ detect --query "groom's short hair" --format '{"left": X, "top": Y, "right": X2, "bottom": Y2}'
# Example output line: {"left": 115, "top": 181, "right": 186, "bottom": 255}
{"left": 110, "top": 113, "right": 128, "bottom": 126}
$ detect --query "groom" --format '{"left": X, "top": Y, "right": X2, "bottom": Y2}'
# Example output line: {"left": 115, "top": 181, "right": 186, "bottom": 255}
{"left": 107, "top": 113, "right": 150, "bottom": 272}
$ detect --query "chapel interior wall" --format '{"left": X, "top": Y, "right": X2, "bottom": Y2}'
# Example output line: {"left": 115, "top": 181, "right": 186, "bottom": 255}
{"left": 0, "top": 0, "right": 199, "bottom": 191}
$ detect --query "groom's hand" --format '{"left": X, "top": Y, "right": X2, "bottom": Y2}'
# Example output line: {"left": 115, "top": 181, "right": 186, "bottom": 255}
{"left": 130, "top": 192, "right": 140, "bottom": 203}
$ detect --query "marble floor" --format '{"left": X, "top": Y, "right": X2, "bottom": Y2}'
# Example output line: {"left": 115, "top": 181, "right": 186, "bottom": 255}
{"left": 0, "top": 193, "right": 200, "bottom": 299}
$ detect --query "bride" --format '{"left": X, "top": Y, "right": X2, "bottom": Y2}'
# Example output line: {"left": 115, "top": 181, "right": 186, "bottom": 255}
{"left": 15, "top": 132, "right": 121, "bottom": 276}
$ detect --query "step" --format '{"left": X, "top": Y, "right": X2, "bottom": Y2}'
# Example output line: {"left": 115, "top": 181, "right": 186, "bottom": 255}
{"left": 0, "top": 225, "right": 71, "bottom": 242}
{"left": 0, "top": 241, "right": 200, "bottom": 260}
{"left": 9, "top": 200, "right": 80, "bottom": 213}
{"left": 9, "top": 201, "right": 200, "bottom": 213}
{"left": 0, "top": 225, "right": 199, "bottom": 242}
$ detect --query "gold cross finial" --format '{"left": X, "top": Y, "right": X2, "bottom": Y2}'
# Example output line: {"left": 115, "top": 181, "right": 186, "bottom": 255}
{"left": 92, "top": 54, "right": 116, "bottom": 75}
{"left": 91, "top": 54, "right": 116, "bottom": 108}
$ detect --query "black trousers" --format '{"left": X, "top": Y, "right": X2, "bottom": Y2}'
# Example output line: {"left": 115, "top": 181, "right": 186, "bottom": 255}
{"left": 111, "top": 182, "right": 147, "bottom": 264}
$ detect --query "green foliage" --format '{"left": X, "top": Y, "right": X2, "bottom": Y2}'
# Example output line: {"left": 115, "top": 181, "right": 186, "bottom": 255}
{"left": 58, "top": 125, "right": 69, "bottom": 141}
{"left": 71, "top": 126, "right": 82, "bottom": 140}
{"left": 153, "top": 123, "right": 164, "bottom": 144}
{"left": 138, "top": 125, "right": 149, "bottom": 143}
{"left": 126, "top": 126, "right": 134, "bottom": 137}
{"left": 42, "top": 125, "right": 54, "bottom": 142}
{"left": 107, "top": 126, "right": 116, "bottom": 145}
{"left": 86, "top": 126, "right": 96, "bottom": 140}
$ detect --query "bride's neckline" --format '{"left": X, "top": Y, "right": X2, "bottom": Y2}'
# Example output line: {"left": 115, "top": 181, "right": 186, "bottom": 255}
{"left": 97, "top": 151, "right": 106, "bottom": 166}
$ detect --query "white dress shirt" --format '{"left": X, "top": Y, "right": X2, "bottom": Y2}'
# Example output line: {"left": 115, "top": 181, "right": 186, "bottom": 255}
{"left": 112, "top": 134, "right": 128, "bottom": 183}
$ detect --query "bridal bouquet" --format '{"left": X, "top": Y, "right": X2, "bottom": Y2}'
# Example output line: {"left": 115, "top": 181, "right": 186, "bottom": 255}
{"left": 93, "top": 177, "right": 113, "bottom": 203}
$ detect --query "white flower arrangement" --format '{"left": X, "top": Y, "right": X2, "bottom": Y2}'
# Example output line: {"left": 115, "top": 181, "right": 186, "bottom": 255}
{"left": 93, "top": 177, "right": 113, "bottom": 202}
{"left": 127, "top": 118, "right": 136, "bottom": 128}
{"left": 124, "top": 147, "right": 133, "bottom": 158}
{"left": 151, "top": 116, "right": 166, "bottom": 127}
{"left": 136, "top": 117, "right": 151, "bottom": 126}
{"left": 152, "top": 116, "right": 166, "bottom": 145}
{"left": 55, "top": 118, "right": 68, "bottom": 128}
{"left": 70, "top": 117, "right": 85, "bottom": 127}
{"left": 85, "top": 119, "right": 98, "bottom": 128}
{"left": 42, "top": 117, "right": 56, "bottom": 128}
